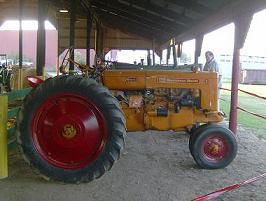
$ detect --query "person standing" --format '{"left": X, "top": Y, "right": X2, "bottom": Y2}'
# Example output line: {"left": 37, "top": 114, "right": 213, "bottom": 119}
{"left": 203, "top": 51, "right": 222, "bottom": 111}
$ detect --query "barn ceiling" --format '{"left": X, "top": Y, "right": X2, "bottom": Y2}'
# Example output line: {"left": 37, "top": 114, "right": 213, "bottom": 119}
{"left": 52, "top": 0, "right": 266, "bottom": 45}
{"left": 0, "top": 0, "right": 266, "bottom": 52}
{"left": 88, "top": 0, "right": 228, "bottom": 43}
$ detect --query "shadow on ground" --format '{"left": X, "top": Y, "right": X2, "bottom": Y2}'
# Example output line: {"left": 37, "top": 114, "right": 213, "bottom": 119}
{"left": 0, "top": 129, "right": 265, "bottom": 201}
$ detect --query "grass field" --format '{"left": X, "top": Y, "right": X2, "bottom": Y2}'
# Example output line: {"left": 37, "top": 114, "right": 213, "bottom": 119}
{"left": 220, "top": 82, "right": 266, "bottom": 139}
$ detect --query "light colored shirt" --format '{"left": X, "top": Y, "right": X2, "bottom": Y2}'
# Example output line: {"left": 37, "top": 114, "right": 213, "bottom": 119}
{"left": 204, "top": 59, "right": 222, "bottom": 87}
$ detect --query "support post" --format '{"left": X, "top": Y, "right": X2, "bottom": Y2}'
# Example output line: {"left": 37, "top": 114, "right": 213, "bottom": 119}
{"left": 147, "top": 49, "right": 151, "bottom": 66}
{"left": 194, "top": 34, "right": 203, "bottom": 64}
{"left": 96, "top": 23, "right": 104, "bottom": 59}
{"left": 95, "top": 23, "right": 99, "bottom": 57}
{"left": 177, "top": 42, "right": 182, "bottom": 58}
{"left": 86, "top": 13, "right": 93, "bottom": 66}
{"left": 56, "top": 16, "right": 60, "bottom": 76}
{"left": 0, "top": 95, "right": 8, "bottom": 179}
{"left": 152, "top": 39, "right": 155, "bottom": 66}
{"left": 19, "top": 0, "right": 24, "bottom": 69}
{"left": 229, "top": 14, "right": 253, "bottom": 134}
{"left": 229, "top": 48, "right": 240, "bottom": 134}
{"left": 36, "top": 0, "right": 46, "bottom": 76}
{"left": 69, "top": 0, "right": 76, "bottom": 72}
{"left": 172, "top": 39, "right": 177, "bottom": 67}
{"left": 18, "top": 0, "right": 24, "bottom": 89}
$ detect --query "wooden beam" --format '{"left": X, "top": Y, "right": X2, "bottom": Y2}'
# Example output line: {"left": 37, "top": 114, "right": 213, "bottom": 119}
{"left": 120, "top": 0, "right": 196, "bottom": 27}
{"left": 99, "top": 14, "right": 157, "bottom": 40}
{"left": 94, "top": 7, "right": 180, "bottom": 38}
{"left": 96, "top": 9, "right": 170, "bottom": 41}
{"left": 94, "top": 6, "right": 166, "bottom": 31}
{"left": 167, "top": 0, "right": 213, "bottom": 14}
{"left": 91, "top": 0, "right": 186, "bottom": 32}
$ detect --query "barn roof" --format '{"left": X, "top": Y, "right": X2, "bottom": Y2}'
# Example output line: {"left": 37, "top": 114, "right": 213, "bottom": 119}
{"left": 51, "top": 0, "right": 266, "bottom": 43}
{"left": 0, "top": 0, "right": 266, "bottom": 51}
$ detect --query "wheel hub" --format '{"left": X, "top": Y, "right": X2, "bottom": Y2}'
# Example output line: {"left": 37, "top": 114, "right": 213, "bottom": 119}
{"left": 209, "top": 143, "right": 221, "bottom": 155}
{"left": 202, "top": 135, "right": 229, "bottom": 162}
{"left": 62, "top": 124, "right": 77, "bottom": 139}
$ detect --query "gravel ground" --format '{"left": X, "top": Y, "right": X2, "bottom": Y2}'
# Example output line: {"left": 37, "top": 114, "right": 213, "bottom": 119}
{"left": 0, "top": 128, "right": 265, "bottom": 201}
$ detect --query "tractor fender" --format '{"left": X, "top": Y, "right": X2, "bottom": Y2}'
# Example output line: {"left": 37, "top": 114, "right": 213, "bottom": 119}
{"left": 27, "top": 76, "right": 44, "bottom": 88}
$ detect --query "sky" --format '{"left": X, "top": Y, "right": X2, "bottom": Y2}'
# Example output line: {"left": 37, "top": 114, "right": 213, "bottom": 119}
{"left": 201, "top": 9, "right": 266, "bottom": 58}
{"left": 0, "top": 20, "right": 56, "bottom": 30}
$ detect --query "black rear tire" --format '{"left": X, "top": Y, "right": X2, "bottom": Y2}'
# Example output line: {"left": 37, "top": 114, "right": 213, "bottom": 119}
{"left": 17, "top": 76, "right": 126, "bottom": 183}
{"left": 191, "top": 125, "right": 237, "bottom": 169}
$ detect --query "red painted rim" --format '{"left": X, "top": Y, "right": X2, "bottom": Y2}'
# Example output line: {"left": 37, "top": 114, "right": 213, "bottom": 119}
{"left": 201, "top": 134, "right": 229, "bottom": 162}
{"left": 31, "top": 93, "right": 107, "bottom": 170}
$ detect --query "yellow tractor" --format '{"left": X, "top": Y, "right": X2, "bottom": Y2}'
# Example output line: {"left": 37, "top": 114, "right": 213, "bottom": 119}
{"left": 17, "top": 59, "right": 237, "bottom": 183}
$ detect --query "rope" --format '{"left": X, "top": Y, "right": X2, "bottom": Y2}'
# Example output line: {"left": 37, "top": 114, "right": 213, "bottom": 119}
{"left": 220, "top": 87, "right": 231, "bottom": 92}
{"left": 191, "top": 172, "right": 266, "bottom": 201}
{"left": 238, "top": 88, "right": 266, "bottom": 100}
{"left": 237, "top": 106, "right": 266, "bottom": 120}
{"left": 220, "top": 87, "right": 266, "bottom": 100}
{"left": 220, "top": 87, "right": 266, "bottom": 121}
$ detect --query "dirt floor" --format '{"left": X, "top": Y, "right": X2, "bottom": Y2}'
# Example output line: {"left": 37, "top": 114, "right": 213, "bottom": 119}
{"left": 0, "top": 128, "right": 266, "bottom": 201}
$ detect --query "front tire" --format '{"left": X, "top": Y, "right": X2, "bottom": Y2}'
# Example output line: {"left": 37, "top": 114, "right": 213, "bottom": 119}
{"left": 189, "top": 124, "right": 208, "bottom": 156}
{"left": 190, "top": 125, "right": 237, "bottom": 169}
{"left": 17, "top": 76, "right": 126, "bottom": 183}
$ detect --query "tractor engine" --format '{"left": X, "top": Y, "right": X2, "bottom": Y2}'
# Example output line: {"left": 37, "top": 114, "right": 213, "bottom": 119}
{"left": 112, "top": 88, "right": 200, "bottom": 131}
{"left": 102, "top": 70, "right": 223, "bottom": 131}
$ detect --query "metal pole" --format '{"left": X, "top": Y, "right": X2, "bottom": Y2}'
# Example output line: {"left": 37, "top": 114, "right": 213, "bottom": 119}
{"left": 36, "top": 0, "right": 46, "bottom": 76}
{"left": 69, "top": 0, "right": 76, "bottom": 72}
{"left": 95, "top": 22, "right": 104, "bottom": 58}
{"left": 229, "top": 49, "right": 240, "bottom": 134}
{"left": 177, "top": 43, "right": 182, "bottom": 58}
{"left": 86, "top": 14, "right": 92, "bottom": 66}
{"left": 194, "top": 34, "right": 203, "bottom": 64}
{"left": 95, "top": 22, "right": 100, "bottom": 58}
{"left": 19, "top": 0, "right": 24, "bottom": 69}
{"left": 147, "top": 49, "right": 151, "bottom": 66}
{"left": 152, "top": 39, "right": 155, "bottom": 66}
{"left": 229, "top": 14, "right": 252, "bottom": 134}
{"left": 173, "top": 45, "right": 177, "bottom": 67}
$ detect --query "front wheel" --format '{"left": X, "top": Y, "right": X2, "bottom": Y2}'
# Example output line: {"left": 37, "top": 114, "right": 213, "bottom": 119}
{"left": 17, "top": 76, "right": 126, "bottom": 183}
{"left": 189, "top": 124, "right": 208, "bottom": 157}
{"left": 190, "top": 125, "right": 237, "bottom": 169}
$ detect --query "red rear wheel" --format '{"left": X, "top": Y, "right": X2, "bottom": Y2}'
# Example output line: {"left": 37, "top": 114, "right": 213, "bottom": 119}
{"left": 32, "top": 94, "right": 107, "bottom": 170}
{"left": 17, "top": 76, "right": 126, "bottom": 183}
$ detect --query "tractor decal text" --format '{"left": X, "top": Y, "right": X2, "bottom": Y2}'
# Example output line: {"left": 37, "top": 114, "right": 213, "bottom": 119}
{"left": 125, "top": 77, "right": 137, "bottom": 83}
{"left": 158, "top": 77, "right": 199, "bottom": 84}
